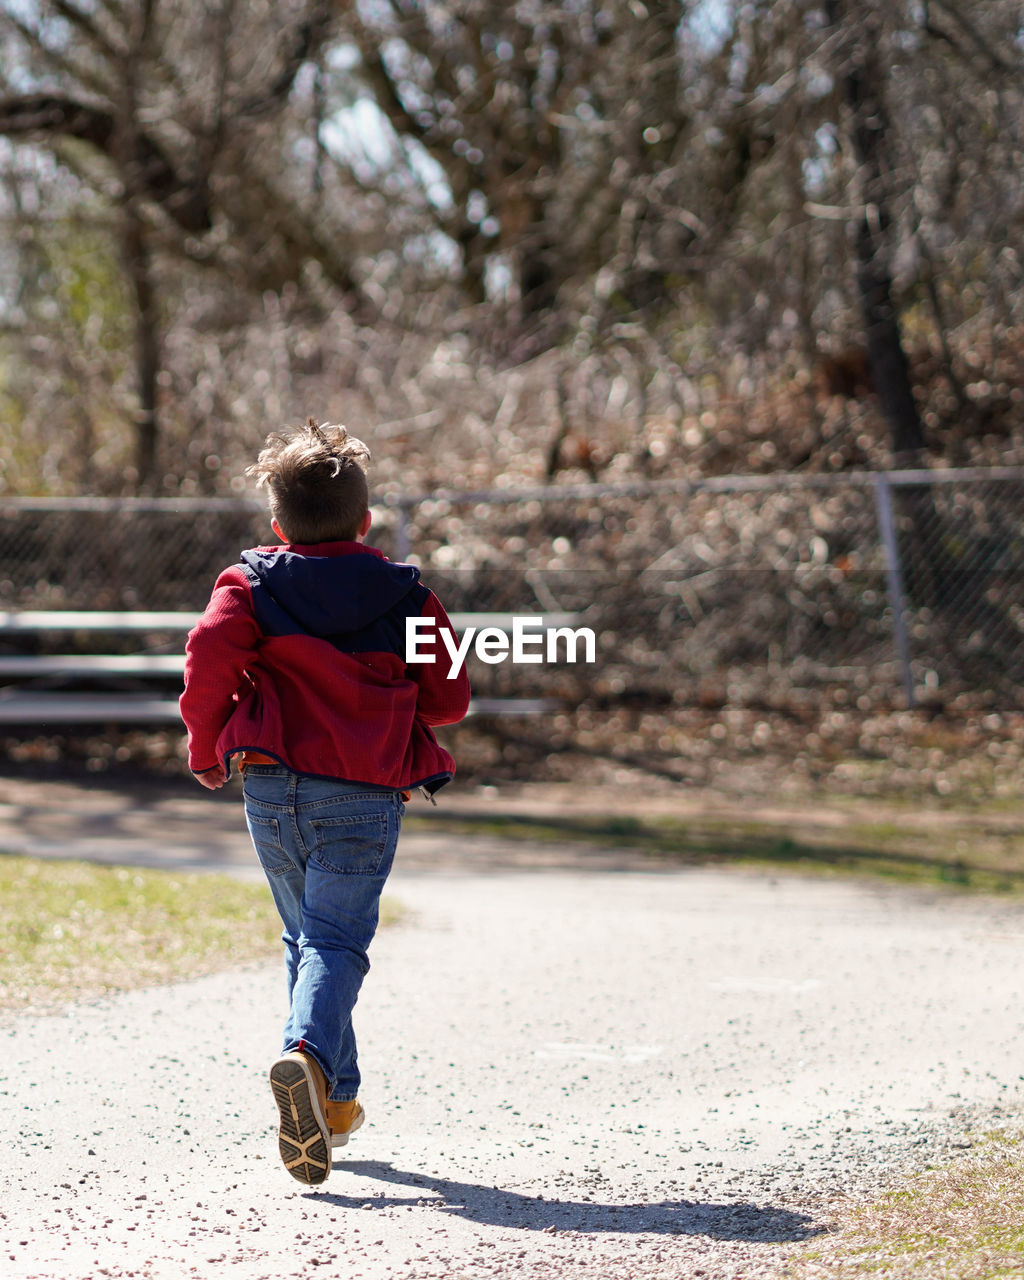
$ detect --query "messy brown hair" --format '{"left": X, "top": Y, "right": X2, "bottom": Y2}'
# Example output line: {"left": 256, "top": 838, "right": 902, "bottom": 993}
{"left": 246, "top": 418, "right": 371, "bottom": 544}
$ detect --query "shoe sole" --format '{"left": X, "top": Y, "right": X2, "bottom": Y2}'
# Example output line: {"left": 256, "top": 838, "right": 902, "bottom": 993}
{"left": 269, "top": 1058, "right": 331, "bottom": 1185}
{"left": 331, "top": 1106, "right": 365, "bottom": 1150}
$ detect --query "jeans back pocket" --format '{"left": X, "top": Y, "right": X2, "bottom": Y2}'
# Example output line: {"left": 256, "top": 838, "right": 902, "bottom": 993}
{"left": 310, "top": 813, "right": 392, "bottom": 877}
{"left": 245, "top": 813, "right": 295, "bottom": 877}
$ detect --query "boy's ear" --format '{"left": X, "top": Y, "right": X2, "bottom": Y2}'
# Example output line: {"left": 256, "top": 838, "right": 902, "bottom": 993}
{"left": 358, "top": 510, "right": 372, "bottom": 538}
{"left": 271, "top": 517, "right": 288, "bottom": 543}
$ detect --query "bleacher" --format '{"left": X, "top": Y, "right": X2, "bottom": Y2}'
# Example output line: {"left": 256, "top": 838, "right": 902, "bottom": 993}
{"left": 0, "top": 611, "right": 576, "bottom": 724}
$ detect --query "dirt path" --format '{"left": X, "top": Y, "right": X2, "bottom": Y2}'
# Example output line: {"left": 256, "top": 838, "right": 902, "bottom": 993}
{"left": 2, "top": 780, "right": 1024, "bottom": 1279}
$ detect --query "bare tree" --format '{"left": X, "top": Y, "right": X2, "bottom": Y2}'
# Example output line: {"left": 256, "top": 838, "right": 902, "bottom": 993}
{"left": 0, "top": 0, "right": 357, "bottom": 488}
{"left": 1, "top": 0, "right": 1023, "bottom": 498}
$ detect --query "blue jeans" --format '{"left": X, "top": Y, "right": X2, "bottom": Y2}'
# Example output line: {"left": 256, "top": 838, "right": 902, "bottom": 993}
{"left": 241, "top": 767, "right": 403, "bottom": 1102}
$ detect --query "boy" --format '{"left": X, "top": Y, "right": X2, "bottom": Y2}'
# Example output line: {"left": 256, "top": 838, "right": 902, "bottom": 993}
{"left": 179, "top": 418, "right": 470, "bottom": 1186}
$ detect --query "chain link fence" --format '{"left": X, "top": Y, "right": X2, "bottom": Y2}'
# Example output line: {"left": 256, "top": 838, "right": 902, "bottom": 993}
{"left": 384, "top": 468, "right": 1024, "bottom": 716}
{"left": 1, "top": 469, "right": 1022, "bottom": 725}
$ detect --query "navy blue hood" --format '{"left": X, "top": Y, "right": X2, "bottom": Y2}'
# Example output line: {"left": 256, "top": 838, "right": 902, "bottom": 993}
{"left": 239, "top": 546, "right": 428, "bottom": 653}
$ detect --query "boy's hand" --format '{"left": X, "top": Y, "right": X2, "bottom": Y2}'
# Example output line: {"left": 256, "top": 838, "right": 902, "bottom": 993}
{"left": 194, "top": 764, "right": 228, "bottom": 790}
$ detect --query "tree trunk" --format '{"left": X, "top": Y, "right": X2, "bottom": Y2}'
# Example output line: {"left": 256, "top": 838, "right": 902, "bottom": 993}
{"left": 854, "top": 215, "right": 924, "bottom": 458}
{"left": 829, "top": 3, "right": 926, "bottom": 460}
{"left": 123, "top": 204, "right": 159, "bottom": 491}
{"left": 119, "top": 0, "right": 161, "bottom": 493}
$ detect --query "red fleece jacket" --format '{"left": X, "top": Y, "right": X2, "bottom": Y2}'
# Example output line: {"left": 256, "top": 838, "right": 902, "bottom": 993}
{"left": 179, "top": 541, "right": 470, "bottom": 790}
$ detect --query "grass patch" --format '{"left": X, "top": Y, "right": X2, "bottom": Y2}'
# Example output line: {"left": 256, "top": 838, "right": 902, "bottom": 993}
{"left": 0, "top": 852, "right": 402, "bottom": 1016}
{"left": 786, "top": 1132, "right": 1024, "bottom": 1279}
{"left": 404, "top": 808, "right": 1024, "bottom": 894}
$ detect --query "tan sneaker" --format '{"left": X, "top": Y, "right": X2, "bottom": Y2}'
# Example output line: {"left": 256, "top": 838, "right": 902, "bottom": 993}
{"left": 268, "top": 1051, "right": 331, "bottom": 1185}
{"left": 325, "top": 1098, "right": 365, "bottom": 1150}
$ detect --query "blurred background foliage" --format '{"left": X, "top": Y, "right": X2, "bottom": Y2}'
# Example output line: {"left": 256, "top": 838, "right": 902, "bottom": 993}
{"left": 0, "top": 0, "right": 1022, "bottom": 497}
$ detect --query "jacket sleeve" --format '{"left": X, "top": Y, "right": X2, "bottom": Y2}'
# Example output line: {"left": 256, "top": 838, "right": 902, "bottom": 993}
{"left": 408, "top": 589, "right": 472, "bottom": 726}
{"left": 179, "top": 566, "right": 263, "bottom": 772}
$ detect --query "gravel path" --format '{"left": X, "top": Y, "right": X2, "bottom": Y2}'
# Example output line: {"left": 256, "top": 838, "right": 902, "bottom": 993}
{"left": 3, "top": 824, "right": 1024, "bottom": 1280}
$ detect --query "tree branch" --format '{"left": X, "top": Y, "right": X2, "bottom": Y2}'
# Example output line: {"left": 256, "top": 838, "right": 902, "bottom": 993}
{"left": 0, "top": 94, "right": 211, "bottom": 231}
{"left": 234, "top": 0, "right": 335, "bottom": 119}
{"left": 195, "top": 0, "right": 236, "bottom": 186}
{"left": 929, "top": 0, "right": 1020, "bottom": 75}
{"left": 49, "top": 0, "right": 126, "bottom": 64}
{"left": 0, "top": 10, "right": 115, "bottom": 99}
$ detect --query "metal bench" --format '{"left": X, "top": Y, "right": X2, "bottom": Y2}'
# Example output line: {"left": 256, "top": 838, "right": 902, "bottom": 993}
{"left": 0, "top": 610, "right": 198, "bottom": 632}
{"left": 0, "top": 610, "right": 575, "bottom": 723}
{"left": 0, "top": 692, "right": 556, "bottom": 724}
{"left": 0, "top": 655, "right": 186, "bottom": 677}
{"left": 0, "top": 610, "right": 581, "bottom": 633}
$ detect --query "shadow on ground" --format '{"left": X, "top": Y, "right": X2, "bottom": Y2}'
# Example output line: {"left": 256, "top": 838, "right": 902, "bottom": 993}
{"left": 404, "top": 808, "right": 1024, "bottom": 891}
{"left": 309, "top": 1161, "right": 826, "bottom": 1242}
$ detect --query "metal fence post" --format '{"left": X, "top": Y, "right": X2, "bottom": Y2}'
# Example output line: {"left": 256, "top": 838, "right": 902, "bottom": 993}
{"left": 394, "top": 502, "right": 411, "bottom": 563}
{"left": 873, "top": 474, "right": 915, "bottom": 708}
